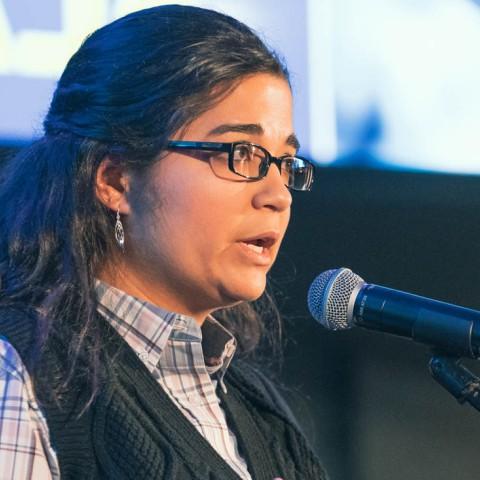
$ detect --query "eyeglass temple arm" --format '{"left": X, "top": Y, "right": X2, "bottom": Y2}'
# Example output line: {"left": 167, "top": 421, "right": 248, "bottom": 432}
{"left": 166, "top": 141, "right": 232, "bottom": 153}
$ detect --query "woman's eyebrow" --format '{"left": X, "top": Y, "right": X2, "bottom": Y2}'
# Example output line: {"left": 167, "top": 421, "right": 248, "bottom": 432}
{"left": 286, "top": 133, "right": 301, "bottom": 151}
{"left": 207, "top": 123, "right": 301, "bottom": 150}
{"left": 207, "top": 123, "right": 263, "bottom": 136}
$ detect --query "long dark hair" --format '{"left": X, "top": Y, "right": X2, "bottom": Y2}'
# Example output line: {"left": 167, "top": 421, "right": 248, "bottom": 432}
{"left": 0, "top": 5, "right": 289, "bottom": 408}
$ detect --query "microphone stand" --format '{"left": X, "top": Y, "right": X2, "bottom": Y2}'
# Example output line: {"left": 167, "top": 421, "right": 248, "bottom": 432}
{"left": 429, "top": 352, "right": 480, "bottom": 412}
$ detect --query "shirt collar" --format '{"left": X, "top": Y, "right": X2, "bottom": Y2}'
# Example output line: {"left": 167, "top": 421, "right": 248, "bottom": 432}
{"left": 95, "top": 280, "right": 237, "bottom": 379}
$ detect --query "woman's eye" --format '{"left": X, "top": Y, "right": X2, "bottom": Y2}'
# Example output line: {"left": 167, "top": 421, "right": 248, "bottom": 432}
{"left": 236, "top": 146, "right": 251, "bottom": 160}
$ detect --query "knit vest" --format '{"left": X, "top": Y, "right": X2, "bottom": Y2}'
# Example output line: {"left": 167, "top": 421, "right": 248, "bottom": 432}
{"left": 0, "top": 306, "right": 327, "bottom": 480}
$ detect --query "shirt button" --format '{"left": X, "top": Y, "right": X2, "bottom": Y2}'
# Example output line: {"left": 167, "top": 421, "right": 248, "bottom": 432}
{"left": 173, "top": 318, "right": 188, "bottom": 331}
{"left": 137, "top": 350, "right": 149, "bottom": 362}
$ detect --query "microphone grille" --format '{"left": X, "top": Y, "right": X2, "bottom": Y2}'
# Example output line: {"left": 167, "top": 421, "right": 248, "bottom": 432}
{"left": 307, "top": 268, "right": 364, "bottom": 330}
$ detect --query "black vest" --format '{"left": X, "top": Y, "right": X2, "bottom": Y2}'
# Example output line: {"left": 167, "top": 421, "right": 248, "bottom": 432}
{"left": 0, "top": 307, "right": 327, "bottom": 479}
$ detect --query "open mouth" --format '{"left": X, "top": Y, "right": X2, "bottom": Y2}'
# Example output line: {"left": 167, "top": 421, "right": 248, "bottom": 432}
{"left": 243, "top": 239, "right": 266, "bottom": 254}
{"left": 240, "top": 235, "right": 277, "bottom": 255}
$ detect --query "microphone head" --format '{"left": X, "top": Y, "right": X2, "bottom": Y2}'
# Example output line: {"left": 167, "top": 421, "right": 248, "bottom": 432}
{"left": 307, "top": 268, "right": 364, "bottom": 330}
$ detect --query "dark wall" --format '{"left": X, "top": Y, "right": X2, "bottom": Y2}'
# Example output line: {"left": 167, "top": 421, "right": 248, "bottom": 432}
{"left": 275, "top": 167, "right": 480, "bottom": 480}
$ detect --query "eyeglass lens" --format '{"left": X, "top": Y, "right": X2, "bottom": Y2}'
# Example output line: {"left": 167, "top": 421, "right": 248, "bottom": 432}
{"left": 232, "top": 144, "right": 312, "bottom": 191}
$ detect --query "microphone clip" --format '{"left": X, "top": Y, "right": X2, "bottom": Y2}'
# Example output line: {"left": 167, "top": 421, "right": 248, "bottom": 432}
{"left": 429, "top": 351, "right": 480, "bottom": 412}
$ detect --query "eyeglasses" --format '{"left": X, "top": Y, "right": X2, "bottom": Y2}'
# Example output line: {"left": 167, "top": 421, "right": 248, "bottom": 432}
{"left": 166, "top": 140, "right": 314, "bottom": 191}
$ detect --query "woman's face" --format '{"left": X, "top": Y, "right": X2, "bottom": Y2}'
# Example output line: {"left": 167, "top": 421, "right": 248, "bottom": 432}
{"left": 122, "top": 74, "right": 295, "bottom": 321}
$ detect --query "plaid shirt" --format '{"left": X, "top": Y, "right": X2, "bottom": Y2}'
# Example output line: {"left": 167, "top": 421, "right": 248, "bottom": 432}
{"left": 0, "top": 282, "right": 252, "bottom": 480}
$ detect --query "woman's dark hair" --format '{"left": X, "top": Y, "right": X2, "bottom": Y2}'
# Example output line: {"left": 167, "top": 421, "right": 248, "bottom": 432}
{"left": 0, "top": 5, "right": 289, "bottom": 408}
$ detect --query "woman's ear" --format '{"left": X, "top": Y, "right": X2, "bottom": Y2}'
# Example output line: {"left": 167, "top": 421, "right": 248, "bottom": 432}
{"left": 95, "top": 156, "right": 132, "bottom": 214}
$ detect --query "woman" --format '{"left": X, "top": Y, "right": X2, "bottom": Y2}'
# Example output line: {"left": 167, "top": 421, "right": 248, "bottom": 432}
{"left": 0, "top": 5, "right": 325, "bottom": 479}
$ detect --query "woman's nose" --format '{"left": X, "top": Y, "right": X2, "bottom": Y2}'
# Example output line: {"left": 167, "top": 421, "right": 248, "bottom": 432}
{"left": 251, "top": 163, "right": 292, "bottom": 212}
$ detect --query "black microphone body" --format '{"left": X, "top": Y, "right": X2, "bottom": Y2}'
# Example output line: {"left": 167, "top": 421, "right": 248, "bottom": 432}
{"left": 353, "top": 283, "right": 480, "bottom": 358}
{"left": 307, "top": 268, "right": 480, "bottom": 359}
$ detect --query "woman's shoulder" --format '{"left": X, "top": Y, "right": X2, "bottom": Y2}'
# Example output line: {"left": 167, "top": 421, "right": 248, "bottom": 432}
{"left": 0, "top": 335, "right": 60, "bottom": 480}
{"left": 0, "top": 336, "right": 34, "bottom": 415}
{"left": 0, "top": 335, "right": 29, "bottom": 379}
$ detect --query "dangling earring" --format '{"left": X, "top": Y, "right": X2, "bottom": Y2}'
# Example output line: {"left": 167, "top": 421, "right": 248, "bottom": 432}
{"left": 115, "top": 208, "right": 125, "bottom": 250}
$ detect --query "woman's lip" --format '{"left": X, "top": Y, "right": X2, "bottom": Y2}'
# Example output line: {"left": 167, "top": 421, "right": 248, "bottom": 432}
{"left": 237, "top": 241, "right": 273, "bottom": 266}
{"left": 239, "top": 231, "right": 280, "bottom": 248}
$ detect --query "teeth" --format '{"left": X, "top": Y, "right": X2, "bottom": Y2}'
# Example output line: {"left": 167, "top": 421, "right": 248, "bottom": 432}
{"left": 244, "top": 242, "right": 263, "bottom": 254}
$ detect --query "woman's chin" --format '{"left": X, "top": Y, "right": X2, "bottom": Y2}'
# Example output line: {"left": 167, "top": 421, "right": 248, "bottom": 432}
{"left": 217, "top": 276, "right": 267, "bottom": 305}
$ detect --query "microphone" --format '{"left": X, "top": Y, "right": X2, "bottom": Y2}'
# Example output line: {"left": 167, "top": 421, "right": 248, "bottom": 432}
{"left": 307, "top": 268, "right": 480, "bottom": 358}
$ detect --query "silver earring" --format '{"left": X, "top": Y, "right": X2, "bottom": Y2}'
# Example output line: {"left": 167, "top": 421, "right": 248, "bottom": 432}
{"left": 115, "top": 209, "right": 125, "bottom": 250}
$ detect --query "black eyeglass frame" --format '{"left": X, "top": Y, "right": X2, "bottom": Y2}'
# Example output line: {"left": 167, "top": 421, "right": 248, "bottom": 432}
{"left": 166, "top": 140, "right": 314, "bottom": 191}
